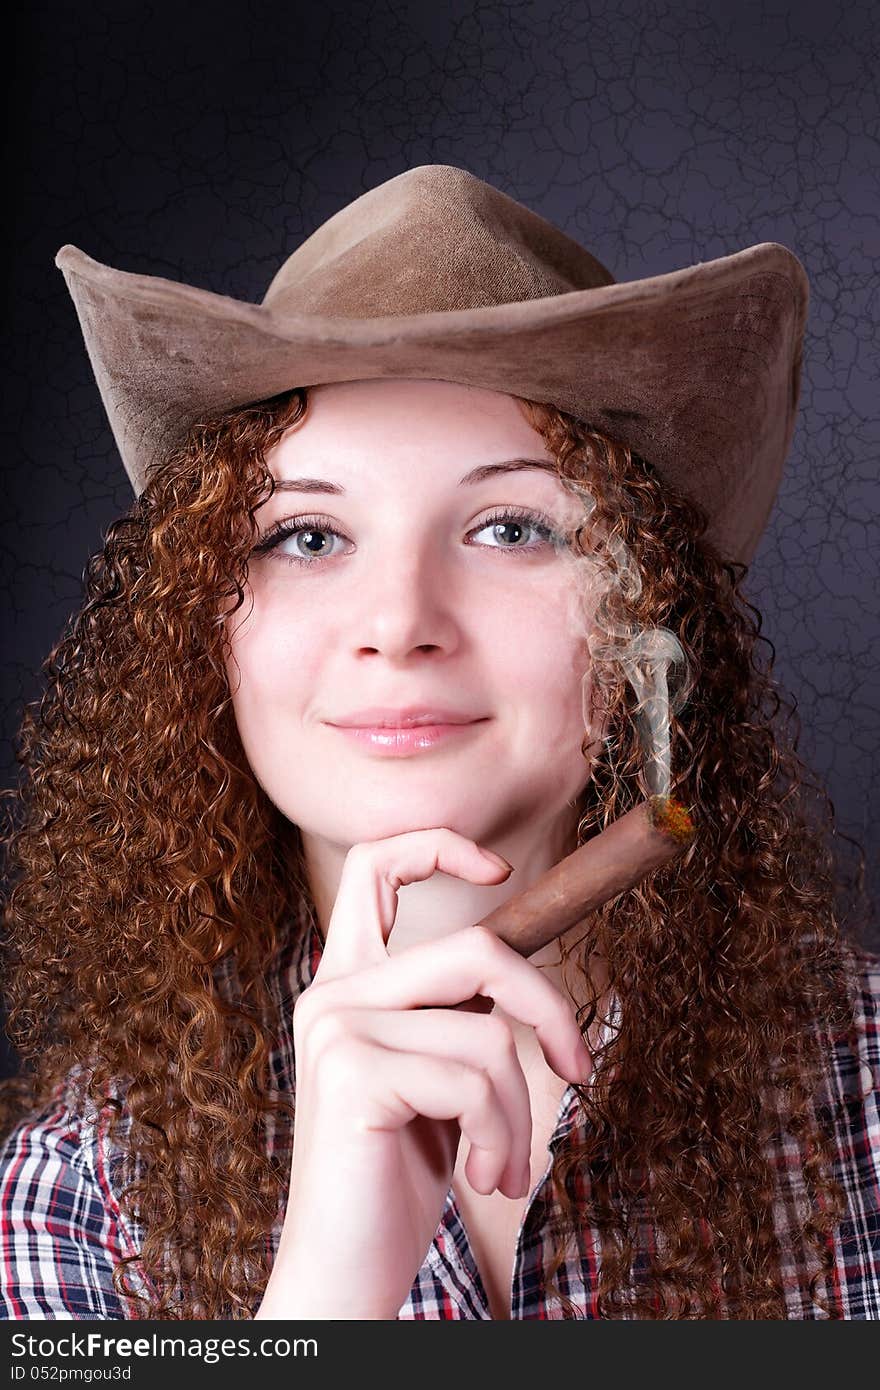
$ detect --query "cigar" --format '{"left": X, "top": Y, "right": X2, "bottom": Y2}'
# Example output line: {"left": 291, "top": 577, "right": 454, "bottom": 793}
{"left": 458, "top": 795, "right": 695, "bottom": 1013}
{"left": 478, "top": 795, "right": 694, "bottom": 956}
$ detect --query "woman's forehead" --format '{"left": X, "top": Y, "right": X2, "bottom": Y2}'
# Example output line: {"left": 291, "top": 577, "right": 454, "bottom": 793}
{"left": 280, "top": 378, "right": 545, "bottom": 444}
{"left": 266, "top": 378, "right": 560, "bottom": 483}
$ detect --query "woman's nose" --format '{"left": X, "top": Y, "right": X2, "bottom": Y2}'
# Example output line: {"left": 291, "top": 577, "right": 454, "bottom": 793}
{"left": 349, "top": 537, "right": 461, "bottom": 658}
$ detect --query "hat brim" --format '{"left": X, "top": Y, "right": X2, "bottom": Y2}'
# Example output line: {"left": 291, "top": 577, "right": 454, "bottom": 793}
{"left": 54, "top": 240, "right": 808, "bottom": 567}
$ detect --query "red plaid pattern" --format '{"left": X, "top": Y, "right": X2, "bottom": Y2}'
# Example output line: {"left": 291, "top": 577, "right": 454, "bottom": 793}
{"left": 1, "top": 903, "right": 877, "bottom": 1319}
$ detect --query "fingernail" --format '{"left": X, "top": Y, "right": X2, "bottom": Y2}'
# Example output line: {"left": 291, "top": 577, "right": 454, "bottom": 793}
{"left": 481, "top": 848, "right": 513, "bottom": 871}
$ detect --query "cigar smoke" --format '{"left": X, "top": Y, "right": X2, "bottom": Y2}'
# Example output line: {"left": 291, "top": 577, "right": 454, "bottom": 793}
{"left": 556, "top": 478, "right": 694, "bottom": 800}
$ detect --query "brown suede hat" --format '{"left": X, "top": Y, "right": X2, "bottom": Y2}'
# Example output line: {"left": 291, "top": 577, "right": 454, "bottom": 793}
{"left": 54, "top": 163, "right": 809, "bottom": 567}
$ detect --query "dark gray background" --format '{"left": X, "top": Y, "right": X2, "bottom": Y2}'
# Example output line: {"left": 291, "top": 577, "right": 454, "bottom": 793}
{"left": 2, "top": 0, "right": 877, "bottom": 1079}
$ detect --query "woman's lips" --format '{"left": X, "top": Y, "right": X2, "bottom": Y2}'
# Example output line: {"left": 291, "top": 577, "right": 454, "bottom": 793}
{"left": 327, "top": 720, "right": 489, "bottom": 755}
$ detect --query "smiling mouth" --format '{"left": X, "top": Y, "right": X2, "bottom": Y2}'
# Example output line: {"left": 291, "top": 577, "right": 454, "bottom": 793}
{"left": 327, "top": 720, "right": 489, "bottom": 756}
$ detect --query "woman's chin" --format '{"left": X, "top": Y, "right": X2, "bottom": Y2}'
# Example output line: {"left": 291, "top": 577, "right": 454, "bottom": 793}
{"left": 344, "top": 812, "right": 487, "bottom": 844}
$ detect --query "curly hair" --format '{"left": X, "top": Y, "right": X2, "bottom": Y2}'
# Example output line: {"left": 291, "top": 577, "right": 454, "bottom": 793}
{"left": 0, "top": 383, "right": 869, "bottom": 1319}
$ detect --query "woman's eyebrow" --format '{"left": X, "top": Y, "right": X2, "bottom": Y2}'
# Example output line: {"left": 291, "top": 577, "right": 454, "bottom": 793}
{"left": 271, "top": 458, "right": 558, "bottom": 495}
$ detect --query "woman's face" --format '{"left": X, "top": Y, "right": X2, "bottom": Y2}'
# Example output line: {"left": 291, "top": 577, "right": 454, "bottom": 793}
{"left": 223, "top": 378, "right": 604, "bottom": 854}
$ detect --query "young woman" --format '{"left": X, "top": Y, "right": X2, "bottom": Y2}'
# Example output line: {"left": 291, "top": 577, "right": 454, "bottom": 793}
{"left": 0, "top": 167, "right": 877, "bottom": 1320}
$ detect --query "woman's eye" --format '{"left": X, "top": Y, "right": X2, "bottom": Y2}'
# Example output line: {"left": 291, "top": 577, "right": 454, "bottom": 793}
{"left": 471, "top": 512, "right": 559, "bottom": 552}
{"left": 252, "top": 508, "right": 565, "bottom": 568}
{"left": 277, "top": 521, "right": 346, "bottom": 563}
{"left": 251, "top": 514, "right": 347, "bottom": 565}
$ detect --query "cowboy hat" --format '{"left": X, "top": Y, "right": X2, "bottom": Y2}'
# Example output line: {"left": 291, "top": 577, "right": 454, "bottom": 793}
{"left": 54, "top": 163, "right": 809, "bottom": 567}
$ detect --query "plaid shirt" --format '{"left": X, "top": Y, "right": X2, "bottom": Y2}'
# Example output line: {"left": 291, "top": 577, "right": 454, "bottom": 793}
{"left": 1, "top": 902, "right": 878, "bottom": 1320}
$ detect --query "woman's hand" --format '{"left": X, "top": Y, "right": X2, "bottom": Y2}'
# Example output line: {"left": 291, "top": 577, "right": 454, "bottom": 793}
{"left": 255, "top": 829, "right": 592, "bottom": 1320}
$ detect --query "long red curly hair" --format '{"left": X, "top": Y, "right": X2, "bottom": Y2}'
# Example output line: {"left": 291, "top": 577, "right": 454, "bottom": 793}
{"left": 0, "top": 384, "right": 869, "bottom": 1318}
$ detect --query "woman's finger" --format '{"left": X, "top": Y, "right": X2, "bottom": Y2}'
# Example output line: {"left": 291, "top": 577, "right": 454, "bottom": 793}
{"left": 314, "top": 829, "right": 511, "bottom": 984}
{"left": 306, "top": 924, "right": 592, "bottom": 1086}
{"left": 328, "top": 1005, "right": 534, "bottom": 1193}
{"left": 340, "top": 1039, "right": 517, "bottom": 1197}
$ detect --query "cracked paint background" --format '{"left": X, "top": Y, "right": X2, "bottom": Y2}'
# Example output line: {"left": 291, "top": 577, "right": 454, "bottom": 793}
{"left": 1, "top": 0, "right": 877, "bottom": 1078}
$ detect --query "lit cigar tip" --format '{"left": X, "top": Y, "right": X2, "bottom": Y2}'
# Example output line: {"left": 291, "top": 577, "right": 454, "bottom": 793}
{"left": 646, "top": 794, "right": 696, "bottom": 846}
